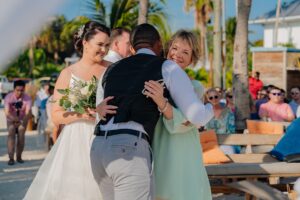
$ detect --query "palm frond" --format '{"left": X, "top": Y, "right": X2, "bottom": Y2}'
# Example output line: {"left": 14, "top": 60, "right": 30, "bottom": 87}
{"left": 82, "top": 0, "right": 106, "bottom": 25}
{"left": 148, "top": 12, "right": 171, "bottom": 44}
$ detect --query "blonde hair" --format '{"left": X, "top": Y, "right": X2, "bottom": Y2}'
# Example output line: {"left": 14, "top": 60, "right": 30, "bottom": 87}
{"left": 167, "top": 30, "right": 200, "bottom": 66}
{"left": 225, "top": 88, "right": 233, "bottom": 97}
{"left": 205, "top": 88, "right": 219, "bottom": 96}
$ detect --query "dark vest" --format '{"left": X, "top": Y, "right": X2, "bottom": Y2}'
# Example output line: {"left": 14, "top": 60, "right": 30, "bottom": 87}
{"left": 100, "top": 53, "right": 174, "bottom": 142}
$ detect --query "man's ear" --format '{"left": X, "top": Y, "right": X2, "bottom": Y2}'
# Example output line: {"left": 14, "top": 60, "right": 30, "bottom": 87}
{"left": 114, "top": 40, "right": 120, "bottom": 50}
{"left": 130, "top": 46, "right": 136, "bottom": 55}
{"left": 153, "top": 40, "right": 163, "bottom": 56}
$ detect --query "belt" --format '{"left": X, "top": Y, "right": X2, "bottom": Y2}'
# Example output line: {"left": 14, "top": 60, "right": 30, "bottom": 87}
{"left": 94, "top": 128, "right": 150, "bottom": 144}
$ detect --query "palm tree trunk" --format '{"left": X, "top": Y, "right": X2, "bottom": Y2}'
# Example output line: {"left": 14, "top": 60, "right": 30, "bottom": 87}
{"left": 199, "top": 21, "right": 206, "bottom": 62}
{"left": 273, "top": 0, "right": 281, "bottom": 47}
{"left": 195, "top": 8, "right": 206, "bottom": 63}
{"left": 213, "top": 0, "right": 222, "bottom": 87}
{"left": 28, "top": 37, "right": 36, "bottom": 78}
{"left": 138, "top": 0, "right": 148, "bottom": 24}
{"left": 233, "top": 0, "right": 252, "bottom": 131}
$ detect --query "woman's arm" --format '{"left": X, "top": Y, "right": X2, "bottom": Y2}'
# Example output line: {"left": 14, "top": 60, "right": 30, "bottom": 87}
{"left": 144, "top": 80, "right": 195, "bottom": 134}
{"left": 51, "top": 68, "right": 94, "bottom": 126}
{"left": 143, "top": 80, "right": 173, "bottom": 119}
{"left": 285, "top": 105, "right": 295, "bottom": 122}
{"left": 258, "top": 103, "right": 268, "bottom": 120}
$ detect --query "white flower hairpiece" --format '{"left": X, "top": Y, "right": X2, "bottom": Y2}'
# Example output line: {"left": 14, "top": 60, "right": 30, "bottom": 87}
{"left": 78, "top": 25, "right": 85, "bottom": 39}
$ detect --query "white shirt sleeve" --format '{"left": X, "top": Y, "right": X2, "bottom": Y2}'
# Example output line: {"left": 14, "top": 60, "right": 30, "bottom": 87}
{"left": 162, "top": 60, "right": 214, "bottom": 127}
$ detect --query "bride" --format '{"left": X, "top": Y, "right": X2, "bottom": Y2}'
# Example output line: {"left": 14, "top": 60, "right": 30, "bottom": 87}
{"left": 24, "top": 21, "right": 111, "bottom": 200}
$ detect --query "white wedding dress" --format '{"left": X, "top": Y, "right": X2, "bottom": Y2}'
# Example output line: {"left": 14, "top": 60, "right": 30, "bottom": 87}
{"left": 24, "top": 75, "right": 102, "bottom": 200}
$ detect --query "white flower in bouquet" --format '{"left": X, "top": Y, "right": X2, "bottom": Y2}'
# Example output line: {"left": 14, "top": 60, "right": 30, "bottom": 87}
{"left": 57, "top": 76, "right": 98, "bottom": 114}
{"left": 80, "top": 85, "right": 90, "bottom": 96}
{"left": 69, "top": 93, "right": 78, "bottom": 105}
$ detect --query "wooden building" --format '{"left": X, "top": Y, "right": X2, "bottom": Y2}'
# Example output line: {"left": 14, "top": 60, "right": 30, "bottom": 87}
{"left": 251, "top": 47, "right": 300, "bottom": 92}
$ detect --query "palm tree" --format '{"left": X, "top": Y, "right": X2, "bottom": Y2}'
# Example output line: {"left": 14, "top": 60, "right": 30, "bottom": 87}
{"left": 184, "top": 0, "right": 212, "bottom": 62}
{"left": 138, "top": 0, "right": 149, "bottom": 24}
{"left": 213, "top": 0, "right": 222, "bottom": 87}
{"left": 232, "top": 0, "right": 252, "bottom": 131}
{"left": 38, "top": 16, "right": 67, "bottom": 63}
{"left": 38, "top": 16, "right": 89, "bottom": 62}
{"left": 84, "top": 0, "right": 170, "bottom": 43}
{"left": 273, "top": 0, "right": 281, "bottom": 46}
{"left": 60, "top": 16, "right": 90, "bottom": 54}
{"left": 224, "top": 17, "right": 236, "bottom": 88}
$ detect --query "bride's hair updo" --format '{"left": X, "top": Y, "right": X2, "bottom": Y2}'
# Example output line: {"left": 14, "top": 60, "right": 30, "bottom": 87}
{"left": 74, "top": 21, "right": 110, "bottom": 55}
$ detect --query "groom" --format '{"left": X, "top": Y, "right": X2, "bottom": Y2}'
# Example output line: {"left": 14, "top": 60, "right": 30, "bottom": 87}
{"left": 91, "top": 23, "right": 213, "bottom": 200}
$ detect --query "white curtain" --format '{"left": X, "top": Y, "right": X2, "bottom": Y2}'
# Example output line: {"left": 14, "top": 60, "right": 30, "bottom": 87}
{"left": 0, "top": 0, "right": 67, "bottom": 72}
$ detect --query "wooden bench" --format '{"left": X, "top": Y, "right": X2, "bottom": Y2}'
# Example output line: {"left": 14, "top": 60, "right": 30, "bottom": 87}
{"left": 205, "top": 134, "right": 300, "bottom": 200}
{"left": 246, "top": 120, "right": 286, "bottom": 134}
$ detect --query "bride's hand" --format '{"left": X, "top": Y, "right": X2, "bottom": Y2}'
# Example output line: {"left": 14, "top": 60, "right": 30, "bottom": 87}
{"left": 86, "top": 108, "right": 96, "bottom": 117}
{"left": 81, "top": 113, "right": 96, "bottom": 121}
{"left": 143, "top": 80, "right": 166, "bottom": 109}
{"left": 96, "top": 96, "right": 118, "bottom": 121}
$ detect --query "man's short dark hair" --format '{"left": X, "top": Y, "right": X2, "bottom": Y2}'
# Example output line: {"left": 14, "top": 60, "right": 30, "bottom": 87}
{"left": 14, "top": 80, "right": 25, "bottom": 89}
{"left": 130, "top": 23, "right": 161, "bottom": 50}
{"left": 110, "top": 27, "right": 130, "bottom": 43}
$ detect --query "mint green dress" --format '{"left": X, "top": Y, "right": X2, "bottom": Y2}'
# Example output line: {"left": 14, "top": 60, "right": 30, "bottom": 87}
{"left": 153, "top": 82, "right": 212, "bottom": 200}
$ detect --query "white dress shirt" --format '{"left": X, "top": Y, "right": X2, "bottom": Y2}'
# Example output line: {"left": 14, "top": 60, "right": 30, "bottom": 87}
{"left": 96, "top": 48, "right": 213, "bottom": 133}
{"left": 104, "top": 50, "right": 123, "bottom": 63}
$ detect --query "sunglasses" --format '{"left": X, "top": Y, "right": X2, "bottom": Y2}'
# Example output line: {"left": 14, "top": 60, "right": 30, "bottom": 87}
{"left": 208, "top": 95, "right": 219, "bottom": 100}
{"left": 226, "top": 95, "right": 233, "bottom": 99}
{"left": 291, "top": 92, "right": 299, "bottom": 95}
{"left": 271, "top": 92, "right": 282, "bottom": 96}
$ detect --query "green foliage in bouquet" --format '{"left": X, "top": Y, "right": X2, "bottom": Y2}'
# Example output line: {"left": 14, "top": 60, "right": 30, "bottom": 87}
{"left": 57, "top": 76, "right": 98, "bottom": 114}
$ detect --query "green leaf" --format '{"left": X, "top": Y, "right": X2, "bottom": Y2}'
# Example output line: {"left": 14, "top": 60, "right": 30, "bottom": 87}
{"left": 77, "top": 100, "right": 85, "bottom": 107}
{"left": 57, "top": 89, "right": 69, "bottom": 95}
{"left": 63, "top": 100, "right": 71, "bottom": 109}
{"left": 59, "top": 98, "right": 64, "bottom": 107}
{"left": 74, "top": 105, "right": 85, "bottom": 114}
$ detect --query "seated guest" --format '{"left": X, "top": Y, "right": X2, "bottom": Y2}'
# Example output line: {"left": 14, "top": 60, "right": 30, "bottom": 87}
{"left": 252, "top": 86, "right": 268, "bottom": 119}
{"left": 289, "top": 86, "right": 300, "bottom": 118}
{"left": 280, "top": 88, "right": 289, "bottom": 103}
{"left": 205, "top": 88, "right": 236, "bottom": 154}
{"left": 215, "top": 87, "right": 226, "bottom": 106}
{"left": 259, "top": 86, "right": 294, "bottom": 122}
{"left": 225, "top": 88, "right": 234, "bottom": 113}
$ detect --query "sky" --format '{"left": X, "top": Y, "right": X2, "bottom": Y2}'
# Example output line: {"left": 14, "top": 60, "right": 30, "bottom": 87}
{"left": 55, "top": 0, "right": 295, "bottom": 42}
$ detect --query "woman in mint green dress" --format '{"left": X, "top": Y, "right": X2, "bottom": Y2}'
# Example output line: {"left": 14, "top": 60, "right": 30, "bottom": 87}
{"left": 144, "top": 30, "right": 212, "bottom": 200}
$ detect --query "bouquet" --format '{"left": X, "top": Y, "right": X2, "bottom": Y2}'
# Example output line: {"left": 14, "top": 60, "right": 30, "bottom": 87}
{"left": 57, "top": 76, "right": 98, "bottom": 114}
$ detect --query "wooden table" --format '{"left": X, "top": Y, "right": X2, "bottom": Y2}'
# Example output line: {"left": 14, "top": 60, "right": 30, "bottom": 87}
{"left": 205, "top": 154, "right": 300, "bottom": 199}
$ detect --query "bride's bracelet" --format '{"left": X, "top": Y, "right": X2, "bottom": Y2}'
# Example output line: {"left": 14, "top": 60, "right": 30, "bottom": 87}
{"left": 158, "top": 98, "right": 168, "bottom": 114}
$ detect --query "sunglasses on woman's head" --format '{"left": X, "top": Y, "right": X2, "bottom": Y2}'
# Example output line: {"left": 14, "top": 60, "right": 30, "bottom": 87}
{"left": 208, "top": 95, "right": 219, "bottom": 100}
{"left": 226, "top": 95, "right": 233, "bottom": 99}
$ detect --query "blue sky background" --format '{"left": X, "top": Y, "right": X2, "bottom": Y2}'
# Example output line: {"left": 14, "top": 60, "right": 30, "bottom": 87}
{"left": 55, "top": 0, "right": 294, "bottom": 42}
